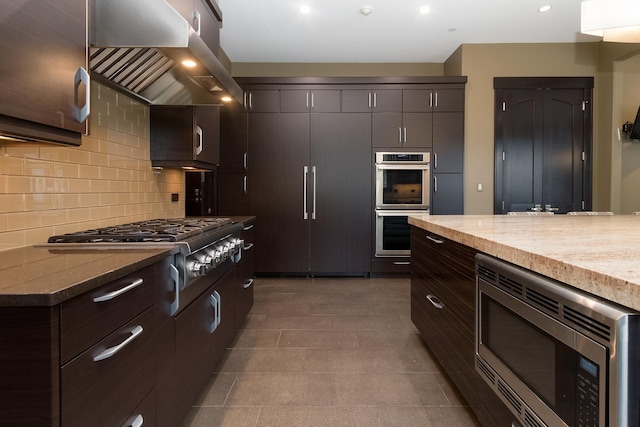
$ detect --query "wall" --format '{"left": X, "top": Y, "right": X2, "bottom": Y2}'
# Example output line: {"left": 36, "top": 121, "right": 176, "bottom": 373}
{"left": 0, "top": 82, "right": 185, "bottom": 251}
{"left": 455, "top": 43, "right": 600, "bottom": 214}
{"left": 231, "top": 62, "right": 444, "bottom": 77}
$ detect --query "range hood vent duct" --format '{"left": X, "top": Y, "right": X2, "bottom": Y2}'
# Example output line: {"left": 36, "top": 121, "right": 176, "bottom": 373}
{"left": 90, "top": 0, "right": 243, "bottom": 106}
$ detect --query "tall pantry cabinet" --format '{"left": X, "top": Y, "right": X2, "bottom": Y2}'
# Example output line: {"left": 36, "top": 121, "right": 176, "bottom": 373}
{"left": 218, "top": 77, "right": 467, "bottom": 275}
{"left": 243, "top": 87, "right": 372, "bottom": 274}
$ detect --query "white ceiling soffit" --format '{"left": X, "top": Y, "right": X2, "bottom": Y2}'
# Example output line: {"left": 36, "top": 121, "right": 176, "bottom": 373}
{"left": 218, "top": 0, "right": 598, "bottom": 63}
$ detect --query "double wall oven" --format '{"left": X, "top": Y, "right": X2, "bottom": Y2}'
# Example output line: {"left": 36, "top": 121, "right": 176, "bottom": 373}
{"left": 375, "top": 151, "right": 430, "bottom": 257}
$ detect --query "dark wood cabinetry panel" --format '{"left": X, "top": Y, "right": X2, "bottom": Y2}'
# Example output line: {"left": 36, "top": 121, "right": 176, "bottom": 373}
{"left": 342, "top": 89, "right": 372, "bottom": 112}
{"left": 432, "top": 112, "right": 464, "bottom": 173}
{"left": 432, "top": 173, "right": 464, "bottom": 215}
{"left": 0, "top": 306, "right": 60, "bottom": 427}
{"left": 372, "top": 112, "right": 403, "bottom": 147}
{"left": 402, "top": 90, "right": 431, "bottom": 112}
{"left": 174, "top": 270, "right": 236, "bottom": 421}
{"left": 431, "top": 89, "right": 465, "bottom": 112}
{"left": 410, "top": 227, "right": 513, "bottom": 426}
{"left": 249, "top": 113, "right": 311, "bottom": 273}
{"left": 281, "top": 89, "right": 341, "bottom": 112}
{"left": 151, "top": 106, "right": 221, "bottom": 168}
{"left": 61, "top": 308, "right": 156, "bottom": 427}
{"left": 310, "top": 113, "right": 372, "bottom": 273}
{"left": 236, "top": 221, "right": 255, "bottom": 329}
{"left": 247, "top": 89, "right": 281, "bottom": 112}
{"left": 0, "top": 0, "right": 87, "bottom": 145}
{"left": 403, "top": 112, "right": 433, "bottom": 148}
{"left": 372, "top": 89, "right": 403, "bottom": 112}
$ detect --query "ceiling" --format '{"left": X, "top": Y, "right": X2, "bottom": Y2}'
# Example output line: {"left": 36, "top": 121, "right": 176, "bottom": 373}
{"left": 218, "top": 0, "right": 600, "bottom": 63}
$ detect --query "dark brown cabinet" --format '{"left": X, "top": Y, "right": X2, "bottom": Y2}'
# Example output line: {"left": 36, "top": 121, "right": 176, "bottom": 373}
{"left": 165, "top": 0, "right": 222, "bottom": 56}
{"left": 410, "top": 226, "right": 513, "bottom": 426}
{"left": 281, "top": 89, "right": 341, "bottom": 112}
{"left": 218, "top": 101, "right": 249, "bottom": 215}
{"left": 173, "top": 269, "right": 236, "bottom": 422}
{"left": 431, "top": 111, "right": 464, "bottom": 214}
{"left": 248, "top": 103, "right": 371, "bottom": 274}
{"left": 235, "top": 220, "right": 255, "bottom": 329}
{"left": 494, "top": 77, "right": 593, "bottom": 214}
{"left": 151, "top": 106, "right": 221, "bottom": 169}
{"left": 0, "top": 0, "right": 88, "bottom": 145}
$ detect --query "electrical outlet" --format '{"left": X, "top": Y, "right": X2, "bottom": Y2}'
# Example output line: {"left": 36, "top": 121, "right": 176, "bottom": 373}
{"left": 171, "top": 193, "right": 179, "bottom": 202}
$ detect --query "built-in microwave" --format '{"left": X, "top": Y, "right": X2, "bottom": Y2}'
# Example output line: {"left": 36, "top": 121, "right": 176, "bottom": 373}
{"left": 475, "top": 253, "right": 640, "bottom": 427}
{"left": 375, "top": 152, "right": 430, "bottom": 210}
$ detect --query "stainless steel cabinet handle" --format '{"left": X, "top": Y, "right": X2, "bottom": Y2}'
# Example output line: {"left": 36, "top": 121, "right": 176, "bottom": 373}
{"left": 398, "top": 127, "right": 402, "bottom": 144}
{"left": 195, "top": 125, "right": 203, "bottom": 156}
{"left": 312, "top": 166, "right": 317, "bottom": 220}
{"left": 243, "top": 152, "right": 248, "bottom": 171}
{"left": 433, "top": 175, "right": 438, "bottom": 192}
{"left": 243, "top": 224, "right": 254, "bottom": 231}
{"left": 193, "top": 10, "right": 201, "bottom": 35}
{"left": 433, "top": 152, "right": 438, "bottom": 169}
{"left": 311, "top": 92, "right": 314, "bottom": 109}
{"left": 93, "top": 278, "right": 143, "bottom": 303}
{"left": 434, "top": 91, "right": 438, "bottom": 108}
{"left": 209, "top": 291, "right": 221, "bottom": 333}
{"left": 243, "top": 175, "right": 247, "bottom": 194}
{"left": 243, "top": 91, "right": 248, "bottom": 108}
{"left": 403, "top": 127, "right": 407, "bottom": 143}
{"left": 243, "top": 243, "right": 254, "bottom": 250}
{"left": 426, "top": 294, "right": 444, "bottom": 309}
{"left": 249, "top": 92, "right": 253, "bottom": 110}
{"left": 303, "top": 166, "right": 309, "bottom": 220}
{"left": 73, "top": 67, "right": 90, "bottom": 123}
{"left": 368, "top": 92, "right": 372, "bottom": 109}
{"left": 429, "top": 92, "right": 433, "bottom": 108}
{"left": 93, "top": 325, "right": 143, "bottom": 362}
{"left": 426, "top": 235, "right": 443, "bottom": 244}
{"left": 125, "top": 414, "right": 144, "bottom": 427}
{"left": 393, "top": 261, "right": 411, "bottom": 265}
{"left": 373, "top": 92, "right": 377, "bottom": 108}
{"left": 169, "top": 264, "right": 180, "bottom": 315}
{"left": 306, "top": 92, "right": 309, "bottom": 109}
{"left": 243, "top": 278, "right": 254, "bottom": 289}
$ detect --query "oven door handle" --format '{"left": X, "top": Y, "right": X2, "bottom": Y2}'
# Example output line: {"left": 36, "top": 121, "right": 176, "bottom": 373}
{"left": 376, "top": 210, "right": 429, "bottom": 217}
{"left": 375, "top": 164, "right": 430, "bottom": 170}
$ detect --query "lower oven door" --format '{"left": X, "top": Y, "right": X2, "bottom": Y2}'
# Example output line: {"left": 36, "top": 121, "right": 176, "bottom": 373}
{"left": 375, "top": 210, "right": 428, "bottom": 257}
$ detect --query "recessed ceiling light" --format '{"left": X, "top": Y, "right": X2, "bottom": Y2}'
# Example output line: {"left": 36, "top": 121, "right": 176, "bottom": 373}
{"left": 300, "top": 5, "right": 310, "bottom": 14}
{"left": 182, "top": 59, "right": 197, "bottom": 68}
{"left": 538, "top": 5, "right": 552, "bottom": 13}
{"left": 419, "top": 6, "right": 431, "bottom": 15}
{"left": 360, "top": 7, "right": 372, "bottom": 16}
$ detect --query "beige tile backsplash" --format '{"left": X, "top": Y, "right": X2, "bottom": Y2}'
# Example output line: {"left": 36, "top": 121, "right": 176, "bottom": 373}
{"left": 0, "top": 81, "right": 185, "bottom": 251}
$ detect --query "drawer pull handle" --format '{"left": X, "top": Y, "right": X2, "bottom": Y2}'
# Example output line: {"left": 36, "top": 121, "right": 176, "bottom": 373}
{"left": 93, "top": 325, "right": 143, "bottom": 362}
{"left": 393, "top": 261, "right": 410, "bottom": 265}
{"left": 426, "top": 294, "right": 444, "bottom": 310}
{"left": 426, "top": 236, "right": 443, "bottom": 244}
{"left": 243, "top": 243, "right": 254, "bottom": 250}
{"left": 243, "top": 278, "right": 254, "bottom": 289}
{"left": 209, "top": 291, "right": 221, "bottom": 333}
{"left": 126, "top": 414, "right": 144, "bottom": 427}
{"left": 93, "top": 278, "right": 144, "bottom": 303}
{"left": 243, "top": 224, "right": 254, "bottom": 231}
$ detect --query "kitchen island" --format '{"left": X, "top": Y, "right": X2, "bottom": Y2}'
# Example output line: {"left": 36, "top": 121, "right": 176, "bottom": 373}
{"left": 408, "top": 213, "right": 640, "bottom": 426}
{"left": 409, "top": 213, "right": 640, "bottom": 311}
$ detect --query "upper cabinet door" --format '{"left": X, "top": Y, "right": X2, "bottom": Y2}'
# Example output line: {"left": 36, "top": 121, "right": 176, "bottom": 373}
{"left": 342, "top": 90, "right": 372, "bottom": 112}
{"left": 372, "top": 90, "right": 402, "bottom": 112}
{"left": 403, "top": 90, "right": 431, "bottom": 112}
{"left": 281, "top": 90, "right": 341, "bottom": 113}
{"left": 246, "top": 90, "right": 280, "bottom": 112}
{"left": 0, "top": 0, "right": 88, "bottom": 143}
{"left": 432, "top": 89, "right": 465, "bottom": 112}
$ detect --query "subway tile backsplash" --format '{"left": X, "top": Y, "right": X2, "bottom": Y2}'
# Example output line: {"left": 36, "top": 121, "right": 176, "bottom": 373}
{"left": 0, "top": 82, "right": 185, "bottom": 251}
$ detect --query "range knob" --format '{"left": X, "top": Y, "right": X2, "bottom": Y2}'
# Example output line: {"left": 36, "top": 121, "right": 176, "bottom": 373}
{"left": 186, "top": 259, "right": 206, "bottom": 278}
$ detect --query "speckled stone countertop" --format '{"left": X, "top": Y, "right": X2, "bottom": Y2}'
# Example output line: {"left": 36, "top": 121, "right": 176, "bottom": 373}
{"left": 0, "top": 245, "right": 178, "bottom": 307}
{"left": 408, "top": 214, "right": 640, "bottom": 311}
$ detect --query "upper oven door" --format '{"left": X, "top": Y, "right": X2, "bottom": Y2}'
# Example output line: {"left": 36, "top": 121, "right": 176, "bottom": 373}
{"left": 375, "top": 163, "right": 430, "bottom": 209}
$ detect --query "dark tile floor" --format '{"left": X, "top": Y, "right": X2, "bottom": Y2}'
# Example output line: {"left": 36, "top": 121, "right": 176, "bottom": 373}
{"left": 182, "top": 277, "right": 481, "bottom": 427}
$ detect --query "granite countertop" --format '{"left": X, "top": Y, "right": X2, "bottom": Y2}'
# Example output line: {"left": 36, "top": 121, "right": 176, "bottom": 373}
{"left": 0, "top": 244, "right": 179, "bottom": 307}
{"left": 408, "top": 214, "right": 640, "bottom": 311}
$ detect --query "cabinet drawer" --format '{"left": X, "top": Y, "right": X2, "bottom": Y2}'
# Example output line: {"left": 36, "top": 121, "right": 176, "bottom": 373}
{"left": 122, "top": 388, "right": 156, "bottom": 427}
{"left": 61, "top": 308, "right": 156, "bottom": 427}
{"left": 60, "top": 264, "right": 155, "bottom": 364}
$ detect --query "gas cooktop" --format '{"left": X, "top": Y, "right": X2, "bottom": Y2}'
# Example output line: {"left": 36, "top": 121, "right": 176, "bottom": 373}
{"left": 47, "top": 217, "right": 233, "bottom": 243}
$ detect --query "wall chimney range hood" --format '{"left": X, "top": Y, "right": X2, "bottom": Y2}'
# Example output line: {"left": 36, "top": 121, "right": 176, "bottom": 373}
{"left": 90, "top": 0, "right": 243, "bottom": 106}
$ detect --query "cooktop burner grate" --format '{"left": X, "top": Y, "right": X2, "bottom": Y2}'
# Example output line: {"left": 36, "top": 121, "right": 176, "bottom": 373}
{"left": 47, "top": 217, "right": 233, "bottom": 243}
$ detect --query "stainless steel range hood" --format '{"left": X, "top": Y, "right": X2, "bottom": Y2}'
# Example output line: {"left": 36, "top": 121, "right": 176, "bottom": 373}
{"left": 90, "top": 0, "right": 243, "bottom": 105}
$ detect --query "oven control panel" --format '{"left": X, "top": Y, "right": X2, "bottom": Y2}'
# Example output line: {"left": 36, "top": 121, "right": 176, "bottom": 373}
{"left": 184, "top": 237, "right": 243, "bottom": 281}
